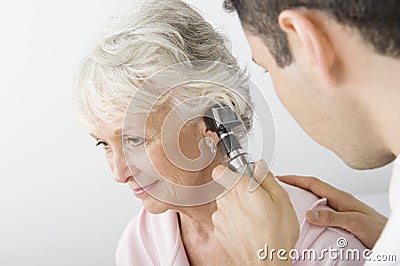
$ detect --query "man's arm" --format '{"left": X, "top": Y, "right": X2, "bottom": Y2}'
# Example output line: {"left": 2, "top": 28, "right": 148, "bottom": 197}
{"left": 278, "top": 175, "right": 387, "bottom": 249}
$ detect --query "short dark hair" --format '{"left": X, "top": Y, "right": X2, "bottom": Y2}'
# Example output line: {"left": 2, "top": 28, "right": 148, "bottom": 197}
{"left": 224, "top": 0, "right": 400, "bottom": 67}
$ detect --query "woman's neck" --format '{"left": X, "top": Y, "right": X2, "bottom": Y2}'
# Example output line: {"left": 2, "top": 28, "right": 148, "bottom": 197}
{"left": 177, "top": 202, "right": 217, "bottom": 240}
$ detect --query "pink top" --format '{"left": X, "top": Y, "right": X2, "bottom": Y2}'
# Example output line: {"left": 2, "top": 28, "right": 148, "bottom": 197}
{"left": 116, "top": 181, "right": 366, "bottom": 265}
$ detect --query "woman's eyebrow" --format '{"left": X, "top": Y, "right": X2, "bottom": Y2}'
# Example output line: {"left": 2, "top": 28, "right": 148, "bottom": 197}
{"left": 89, "top": 133, "right": 99, "bottom": 140}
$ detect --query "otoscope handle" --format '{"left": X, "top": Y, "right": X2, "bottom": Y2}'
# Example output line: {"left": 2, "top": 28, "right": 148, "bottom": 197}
{"left": 233, "top": 161, "right": 256, "bottom": 179}
{"left": 228, "top": 152, "right": 256, "bottom": 179}
{"left": 228, "top": 157, "right": 260, "bottom": 191}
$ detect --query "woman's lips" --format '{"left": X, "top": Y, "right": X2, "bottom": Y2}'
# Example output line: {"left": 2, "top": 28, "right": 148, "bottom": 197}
{"left": 132, "top": 181, "right": 158, "bottom": 197}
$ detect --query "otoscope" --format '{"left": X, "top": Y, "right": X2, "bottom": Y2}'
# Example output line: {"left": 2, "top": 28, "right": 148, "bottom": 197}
{"left": 204, "top": 104, "right": 256, "bottom": 179}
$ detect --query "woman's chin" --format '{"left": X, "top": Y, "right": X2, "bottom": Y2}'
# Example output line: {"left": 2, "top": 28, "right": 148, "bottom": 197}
{"left": 141, "top": 199, "right": 169, "bottom": 214}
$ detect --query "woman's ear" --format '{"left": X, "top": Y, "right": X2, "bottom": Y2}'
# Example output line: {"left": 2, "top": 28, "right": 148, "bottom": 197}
{"left": 278, "top": 10, "right": 338, "bottom": 87}
{"left": 199, "top": 119, "right": 220, "bottom": 145}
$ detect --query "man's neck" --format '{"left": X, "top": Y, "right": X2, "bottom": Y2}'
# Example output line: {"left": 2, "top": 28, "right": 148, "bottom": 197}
{"left": 355, "top": 53, "right": 400, "bottom": 157}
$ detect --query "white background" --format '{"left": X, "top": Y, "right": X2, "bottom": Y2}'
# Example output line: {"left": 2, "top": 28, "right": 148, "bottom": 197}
{"left": 0, "top": 0, "right": 393, "bottom": 265}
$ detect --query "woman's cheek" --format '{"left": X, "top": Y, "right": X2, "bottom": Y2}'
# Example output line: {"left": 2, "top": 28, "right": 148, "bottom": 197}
{"left": 148, "top": 146, "right": 180, "bottom": 181}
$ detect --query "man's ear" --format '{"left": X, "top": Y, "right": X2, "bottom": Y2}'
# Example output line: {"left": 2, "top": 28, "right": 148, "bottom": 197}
{"left": 278, "top": 10, "right": 338, "bottom": 87}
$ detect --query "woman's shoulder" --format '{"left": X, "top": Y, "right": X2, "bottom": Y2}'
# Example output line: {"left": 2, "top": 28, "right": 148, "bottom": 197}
{"left": 279, "top": 179, "right": 323, "bottom": 223}
{"left": 115, "top": 209, "right": 146, "bottom": 265}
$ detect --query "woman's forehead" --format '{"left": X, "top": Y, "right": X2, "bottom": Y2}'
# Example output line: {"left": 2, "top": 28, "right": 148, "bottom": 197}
{"left": 90, "top": 120, "right": 122, "bottom": 139}
{"left": 90, "top": 115, "right": 144, "bottom": 138}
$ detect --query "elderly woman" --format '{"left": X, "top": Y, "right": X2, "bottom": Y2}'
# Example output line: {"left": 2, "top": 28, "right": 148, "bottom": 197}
{"left": 74, "top": 0, "right": 367, "bottom": 265}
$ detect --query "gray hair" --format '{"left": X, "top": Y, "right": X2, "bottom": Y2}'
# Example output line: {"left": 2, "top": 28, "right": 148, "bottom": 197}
{"left": 74, "top": 0, "right": 253, "bottom": 135}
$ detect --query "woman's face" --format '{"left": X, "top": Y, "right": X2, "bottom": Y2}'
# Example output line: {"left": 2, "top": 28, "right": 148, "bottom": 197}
{"left": 90, "top": 112, "right": 219, "bottom": 214}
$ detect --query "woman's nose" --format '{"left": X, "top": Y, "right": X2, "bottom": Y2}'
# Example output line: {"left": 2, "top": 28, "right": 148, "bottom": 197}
{"left": 113, "top": 152, "right": 132, "bottom": 183}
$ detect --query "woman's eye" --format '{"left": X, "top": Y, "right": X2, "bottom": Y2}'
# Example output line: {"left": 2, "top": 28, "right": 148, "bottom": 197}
{"left": 126, "top": 137, "right": 145, "bottom": 146}
{"left": 96, "top": 141, "right": 110, "bottom": 151}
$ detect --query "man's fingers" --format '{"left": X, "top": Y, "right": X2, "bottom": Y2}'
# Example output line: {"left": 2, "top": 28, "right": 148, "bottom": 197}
{"left": 278, "top": 175, "right": 365, "bottom": 212}
{"left": 212, "top": 160, "right": 291, "bottom": 205}
{"left": 212, "top": 161, "right": 288, "bottom": 202}
{"left": 306, "top": 209, "right": 364, "bottom": 234}
{"left": 248, "top": 160, "right": 268, "bottom": 192}
{"left": 212, "top": 160, "right": 272, "bottom": 191}
{"left": 281, "top": 175, "right": 388, "bottom": 250}
{"left": 277, "top": 175, "right": 337, "bottom": 197}
{"left": 255, "top": 160, "right": 290, "bottom": 203}
{"left": 212, "top": 164, "right": 241, "bottom": 190}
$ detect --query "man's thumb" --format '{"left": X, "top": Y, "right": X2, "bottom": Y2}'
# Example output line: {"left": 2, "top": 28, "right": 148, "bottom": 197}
{"left": 212, "top": 164, "right": 241, "bottom": 189}
{"left": 306, "top": 209, "right": 338, "bottom": 226}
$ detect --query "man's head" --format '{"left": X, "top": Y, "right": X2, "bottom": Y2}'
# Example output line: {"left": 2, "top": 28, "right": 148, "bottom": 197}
{"left": 224, "top": 0, "right": 400, "bottom": 67}
{"left": 225, "top": 0, "right": 400, "bottom": 169}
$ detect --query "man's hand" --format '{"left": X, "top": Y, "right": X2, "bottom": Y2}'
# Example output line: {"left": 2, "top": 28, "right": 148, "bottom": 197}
{"left": 278, "top": 175, "right": 387, "bottom": 249}
{"left": 211, "top": 160, "right": 299, "bottom": 265}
